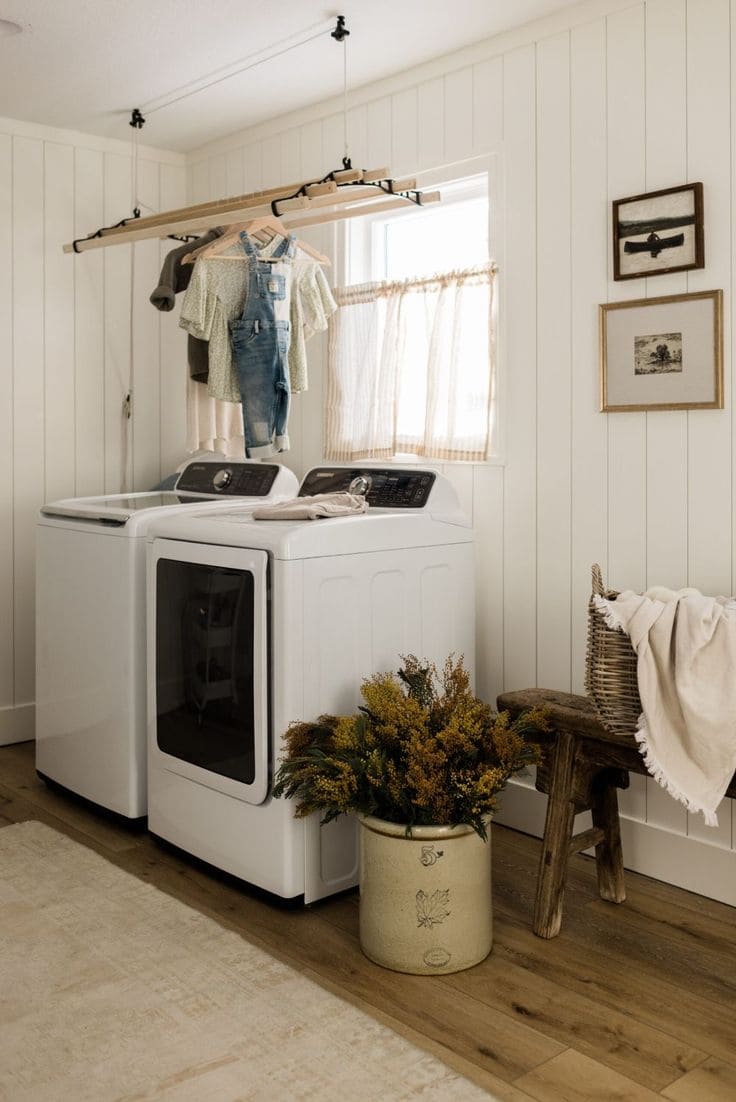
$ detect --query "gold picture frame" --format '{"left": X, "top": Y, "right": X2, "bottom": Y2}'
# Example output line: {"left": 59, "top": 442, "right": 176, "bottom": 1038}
{"left": 600, "top": 289, "right": 723, "bottom": 412}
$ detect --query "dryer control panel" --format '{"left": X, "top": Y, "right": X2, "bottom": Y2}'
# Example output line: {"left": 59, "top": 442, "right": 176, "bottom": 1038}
{"left": 299, "top": 467, "right": 436, "bottom": 509}
{"left": 176, "top": 462, "right": 280, "bottom": 497}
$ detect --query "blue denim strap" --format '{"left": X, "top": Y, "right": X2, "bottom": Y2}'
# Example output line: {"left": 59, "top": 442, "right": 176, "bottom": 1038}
{"left": 238, "top": 231, "right": 257, "bottom": 257}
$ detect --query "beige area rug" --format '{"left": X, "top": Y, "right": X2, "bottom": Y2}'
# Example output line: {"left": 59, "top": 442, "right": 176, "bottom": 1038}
{"left": 0, "top": 822, "right": 495, "bottom": 1102}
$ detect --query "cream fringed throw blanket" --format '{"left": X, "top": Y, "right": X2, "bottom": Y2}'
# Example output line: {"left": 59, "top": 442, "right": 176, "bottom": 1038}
{"left": 595, "top": 588, "right": 736, "bottom": 826}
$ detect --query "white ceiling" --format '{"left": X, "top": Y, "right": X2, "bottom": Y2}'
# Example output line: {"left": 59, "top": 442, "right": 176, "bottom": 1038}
{"left": 0, "top": 0, "right": 573, "bottom": 152}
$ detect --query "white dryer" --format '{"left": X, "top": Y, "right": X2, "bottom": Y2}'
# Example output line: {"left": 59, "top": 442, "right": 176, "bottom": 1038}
{"left": 146, "top": 466, "right": 475, "bottom": 903}
{"left": 35, "top": 460, "right": 298, "bottom": 819}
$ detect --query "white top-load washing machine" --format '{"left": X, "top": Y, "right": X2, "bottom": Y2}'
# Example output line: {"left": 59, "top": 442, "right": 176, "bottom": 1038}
{"left": 146, "top": 466, "right": 475, "bottom": 903}
{"left": 36, "top": 460, "right": 298, "bottom": 819}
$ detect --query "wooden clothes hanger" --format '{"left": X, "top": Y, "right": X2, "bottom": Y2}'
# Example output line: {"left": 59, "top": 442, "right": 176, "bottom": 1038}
{"left": 182, "top": 215, "right": 330, "bottom": 266}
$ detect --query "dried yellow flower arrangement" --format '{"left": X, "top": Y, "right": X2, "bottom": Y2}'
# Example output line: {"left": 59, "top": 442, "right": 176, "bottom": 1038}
{"left": 272, "top": 655, "right": 547, "bottom": 839}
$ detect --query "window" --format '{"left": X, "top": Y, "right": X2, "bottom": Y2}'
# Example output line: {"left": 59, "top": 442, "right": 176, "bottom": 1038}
{"left": 366, "top": 175, "right": 490, "bottom": 282}
{"left": 325, "top": 171, "right": 497, "bottom": 463}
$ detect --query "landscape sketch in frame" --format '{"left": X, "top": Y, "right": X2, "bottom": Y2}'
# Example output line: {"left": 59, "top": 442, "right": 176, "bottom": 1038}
{"left": 633, "top": 332, "right": 683, "bottom": 375}
{"left": 613, "top": 182, "right": 704, "bottom": 280}
{"left": 600, "top": 289, "right": 722, "bottom": 412}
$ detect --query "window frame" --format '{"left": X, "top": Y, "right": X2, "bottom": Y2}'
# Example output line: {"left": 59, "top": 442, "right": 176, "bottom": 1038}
{"left": 336, "top": 153, "right": 505, "bottom": 466}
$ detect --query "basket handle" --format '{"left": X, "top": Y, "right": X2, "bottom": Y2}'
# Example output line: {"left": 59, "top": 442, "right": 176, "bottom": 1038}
{"left": 591, "top": 563, "right": 605, "bottom": 597}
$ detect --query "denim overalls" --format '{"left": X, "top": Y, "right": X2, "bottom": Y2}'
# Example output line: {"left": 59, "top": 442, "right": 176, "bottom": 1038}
{"left": 230, "top": 231, "right": 296, "bottom": 458}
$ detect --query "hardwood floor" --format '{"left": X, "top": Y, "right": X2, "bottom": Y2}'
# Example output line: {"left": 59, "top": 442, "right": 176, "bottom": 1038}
{"left": 2, "top": 739, "right": 735, "bottom": 1102}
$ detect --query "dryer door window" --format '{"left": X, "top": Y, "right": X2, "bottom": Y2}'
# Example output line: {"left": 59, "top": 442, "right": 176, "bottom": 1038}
{"left": 155, "top": 555, "right": 267, "bottom": 792}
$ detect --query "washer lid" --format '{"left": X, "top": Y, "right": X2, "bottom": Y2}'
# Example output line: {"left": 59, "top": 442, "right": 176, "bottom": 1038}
{"left": 40, "top": 491, "right": 214, "bottom": 525}
{"left": 39, "top": 462, "right": 299, "bottom": 526}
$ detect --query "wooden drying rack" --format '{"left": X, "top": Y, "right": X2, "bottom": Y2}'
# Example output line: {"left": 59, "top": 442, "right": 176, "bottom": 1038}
{"left": 63, "top": 165, "right": 441, "bottom": 255}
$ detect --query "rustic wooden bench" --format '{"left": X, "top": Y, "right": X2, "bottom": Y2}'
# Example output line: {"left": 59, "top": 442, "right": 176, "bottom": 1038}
{"left": 496, "top": 688, "right": 736, "bottom": 939}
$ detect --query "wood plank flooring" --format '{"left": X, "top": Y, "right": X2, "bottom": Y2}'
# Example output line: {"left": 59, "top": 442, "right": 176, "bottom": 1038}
{"left": 2, "top": 740, "right": 735, "bottom": 1102}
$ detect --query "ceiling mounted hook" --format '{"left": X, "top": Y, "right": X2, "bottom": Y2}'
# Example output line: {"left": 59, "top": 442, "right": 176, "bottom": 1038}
{"left": 331, "top": 15, "right": 349, "bottom": 42}
{"left": 129, "top": 108, "right": 146, "bottom": 129}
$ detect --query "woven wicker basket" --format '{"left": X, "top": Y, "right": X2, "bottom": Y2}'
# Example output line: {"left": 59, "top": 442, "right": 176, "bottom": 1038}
{"left": 585, "top": 564, "right": 642, "bottom": 740}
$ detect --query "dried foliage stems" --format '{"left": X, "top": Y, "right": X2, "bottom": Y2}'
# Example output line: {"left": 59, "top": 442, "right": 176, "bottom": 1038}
{"left": 272, "top": 655, "right": 548, "bottom": 840}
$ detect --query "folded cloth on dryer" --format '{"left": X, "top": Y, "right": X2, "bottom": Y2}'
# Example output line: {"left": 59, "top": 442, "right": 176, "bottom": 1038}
{"left": 252, "top": 492, "right": 368, "bottom": 520}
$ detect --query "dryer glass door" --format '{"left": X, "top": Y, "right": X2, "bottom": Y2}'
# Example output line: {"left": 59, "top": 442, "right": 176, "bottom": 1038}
{"left": 152, "top": 540, "right": 269, "bottom": 805}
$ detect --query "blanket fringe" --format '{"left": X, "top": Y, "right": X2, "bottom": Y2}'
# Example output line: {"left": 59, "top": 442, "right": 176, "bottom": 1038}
{"left": 593, "top": 594, "right": 628, "bottom": 633}
{"left": 633, "top": 713, "right": 719, "bottom": 827}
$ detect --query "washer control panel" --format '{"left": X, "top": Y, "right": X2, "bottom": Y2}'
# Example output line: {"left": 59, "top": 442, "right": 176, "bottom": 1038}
{"left": 176, "top": 462, "right": 280, "bottom": 497}
{"left": 299, "top": 467, "right": 436, "bottom": 509}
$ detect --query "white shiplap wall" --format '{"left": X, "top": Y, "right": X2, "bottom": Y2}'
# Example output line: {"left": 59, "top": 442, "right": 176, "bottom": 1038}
{"left": 0, "top": 118, "right": 187, "bottom": 745}
{"left": 184, "top": 0, "right": 736, "bottom": 903}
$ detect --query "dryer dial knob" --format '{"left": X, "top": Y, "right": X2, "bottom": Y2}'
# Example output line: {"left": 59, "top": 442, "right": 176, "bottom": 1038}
{"left": 213, "top": 468, "right": 233, "bottom": 491}
{"left": 349, "top": 475, "right": 371, "bottom": 497}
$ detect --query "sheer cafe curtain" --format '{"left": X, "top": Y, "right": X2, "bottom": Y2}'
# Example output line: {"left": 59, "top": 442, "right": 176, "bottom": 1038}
{"left": 325, "top": 264, "right": 497, "bottom": 463}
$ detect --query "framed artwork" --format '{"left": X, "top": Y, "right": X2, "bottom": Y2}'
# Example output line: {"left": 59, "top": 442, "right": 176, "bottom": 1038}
{"left": 612, "top": 182, "right": 704, "bottom": 280}
{"left": 599, "top": 289, "right": 722, "bottom": 412}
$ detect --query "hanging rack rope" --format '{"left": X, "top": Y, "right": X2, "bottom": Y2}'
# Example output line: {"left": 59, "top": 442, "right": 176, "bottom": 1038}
{"left": 331, "top": 15, "right": 351, "bottom": 168}
{"left": 138, "top": 21, "right": 336, "bottom": 118}
{"left": 119, "top": 107, "right": 148, "bottom": 492}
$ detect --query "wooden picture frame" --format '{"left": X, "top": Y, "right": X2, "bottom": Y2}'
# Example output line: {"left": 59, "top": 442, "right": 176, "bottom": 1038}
{"left": 612, "top": 182, "right": 704, "bottom": 281}
{"left": 599, "top": 289, "right": 722, "bottom": 412}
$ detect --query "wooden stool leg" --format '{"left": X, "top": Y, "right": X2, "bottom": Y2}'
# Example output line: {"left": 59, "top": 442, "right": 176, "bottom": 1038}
{"left": 534, "top": 731, "right": 577, "bottom": 939}
{"left": 590, "top": 781, "right": 626, "bottom": 904}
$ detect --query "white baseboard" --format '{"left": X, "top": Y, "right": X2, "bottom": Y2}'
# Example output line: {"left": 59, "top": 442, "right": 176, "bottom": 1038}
{"left": 495, "top": 780, "right": 736, "bottom": 909}
{"left": 0, "top": 703, "right": 35, "bottom": 746}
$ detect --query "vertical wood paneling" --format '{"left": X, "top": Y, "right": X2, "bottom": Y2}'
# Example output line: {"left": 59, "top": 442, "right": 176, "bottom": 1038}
{"left": 440, "top": 465, "right": 474, "bottom": 522}
{"left": 687, "top": 0, "right": 732, "bottom": 595}
{"left": 732, "top": 0, "right": 736, "bottom": 608}
{"left": 159, "top": 162, "right": 187, "bottom": 476}
{"left": 299, "top": 339, "right": 328, "bottom": 474}
{"left": 43, "top": 142, "right": 75, "bottom": 504}
{"left": 391, "top": 89, "right": 418, "bottom": 176}
{"left": 0, "top": 120, "right": 183, "bottom": 738}
{"left": 417, "top": 79, "right": 444, "bottom": 170}
{"left": 502, "top": 45, "right": 538, "bottom": 691}
{"left": 208, "top": 152, "right": 227, "bottom": 202}
{"left": 366, "top": 98, "right": 392, "bottom": 168}
{"left": 444, "top": 69, "right": 474, "bottom": 164}
{"left": 644, "top": 0, "right": 689, "bottom": 596}
{"left": 225, "top": 147, "right": 244, "bottom": 196}
{"left": 473, "top": 465, "right": 504, "bottom": 704}
{"left": 280, "top": 128, "right": 301, "bottom": 183}
{"left": 473, "top": 58, "right": 503, "bottom": 151}
{"left": 131, "top": 158, "right": 161, "bottom": 490}
{"left": 260, "top": 136, "right": 281, "bottom": 188}
{"left": 190, "top": 160, "right": 209, "bottom": 203}
{"left": 12, "top": 136, "right": 44, "bottom": 705}
{"left": 642, "top": 0, "right": 690, "bottom": 835}
{"left": 570, "top": 19, "right": 608, "bottom": 694}
{"left": 0, "top": 134, "right": 13, "bottom": 708}
{"left": 73, "top": 147, "right": 105, "bottom": 498}
{"left": 685, "top": 0, "right": 733, "bottom": 847}
{"left": 299, "top": 121, "right": 324, "bottom": 180}
{"left": 346, "top": 105, "right": 368, "bottom": 169}
{"left": 606, "top": 5, "right": 647, "bottom": 609}
{"left": 536, "top": 32, "right": 572, "bottom": 691}
{"left": 728, "top": 0, "right": 736, "bottom": 854}
{"left": 103, "top": 153, "right": 132, "bottom": 495}
{"left": 321, "top": 114, "right": 345, "bottom": 170}
{"left": 243, "top": 144, "right": 263, "bottom": 194}
{"left": 297, "top": 226, "right": 333, "bottom": 474}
